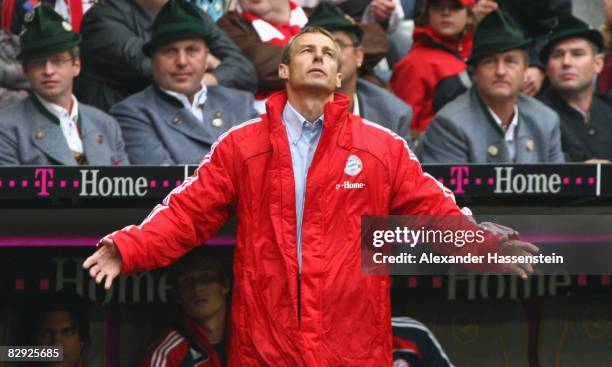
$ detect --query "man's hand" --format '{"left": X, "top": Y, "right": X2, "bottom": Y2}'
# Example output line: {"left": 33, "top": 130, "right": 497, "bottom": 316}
{"left": 522, "top": 67, "right": 545, "bottom": 96}
{"left": 83, "top": 238, "right": 123, "bottom": 290}
{"left": 206, "top": 53, "right": 221, "bottom": 70}
{"left": 497, "top": 239, "right": 539, "bottom": 279}
{"left": 369, "top": 0, "right": 396, "bottom": 23}
{"left": 472, "top": 0, "right": 498, "bottom": 24}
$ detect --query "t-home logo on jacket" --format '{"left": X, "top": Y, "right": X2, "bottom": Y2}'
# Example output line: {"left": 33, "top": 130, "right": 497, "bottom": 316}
{"left": 345, "top": 155, "right": 362, "bottom": 176}
{"left": 335, "top": 181, "right": 366, "bottom": 190}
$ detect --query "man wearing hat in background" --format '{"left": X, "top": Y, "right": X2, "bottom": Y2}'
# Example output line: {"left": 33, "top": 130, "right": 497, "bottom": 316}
{"left": 419, "top": 10, "right": 564, "bottom": 164}
{"left": 539, "top": 13, "right": 612, "bottom": 163}
{"left": 110, "top": 0, "right": 257, "bottom": 165}
{"left": 307, "top": 3, "right": 413, "bottom": 143}
{"left": 0, "top": 5, "right": 129, "bottom": 165}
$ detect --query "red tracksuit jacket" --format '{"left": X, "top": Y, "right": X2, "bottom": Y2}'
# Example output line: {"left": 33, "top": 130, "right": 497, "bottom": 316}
{"left": 140, "top": 314, "right": 225, "bottom": 367}
{"left": 110, "top": 91, "right": 499, "bottom": 366}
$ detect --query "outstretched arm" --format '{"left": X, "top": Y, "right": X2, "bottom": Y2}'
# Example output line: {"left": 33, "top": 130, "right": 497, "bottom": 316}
{"left": 83, "top": 120, "right": 252, "bottom": 288}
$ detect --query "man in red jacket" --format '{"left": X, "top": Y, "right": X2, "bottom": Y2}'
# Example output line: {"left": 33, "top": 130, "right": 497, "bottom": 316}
{"left": 84, "top": 26, "right": 537, "bottom": 366}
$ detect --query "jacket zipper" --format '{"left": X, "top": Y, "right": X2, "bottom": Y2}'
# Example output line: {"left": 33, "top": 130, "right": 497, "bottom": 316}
{"left": 297, "top": 272, "right": 301, "bottom": 328}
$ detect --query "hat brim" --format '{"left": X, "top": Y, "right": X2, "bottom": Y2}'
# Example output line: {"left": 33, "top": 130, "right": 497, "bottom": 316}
{"left": 322, "top": 24, "right": 364, "bottom": 42}
{"left": 143, "top": 25, "right": 211, "bottom": 57}
{"left": 18, "top": 34, "right": 81, "bottom": 60}
{"left": 539, "top": 29, "right": 604, "bottom": 64}
{"left": 467, "top": 38, "right": 531, "bottom": 65}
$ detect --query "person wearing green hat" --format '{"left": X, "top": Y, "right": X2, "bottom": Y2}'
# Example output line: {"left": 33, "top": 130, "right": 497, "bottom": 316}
{"left": 306, "top": 2, "right": 412, "bottom": 143}
{"left": 0, "top": 5, "right": 129, "bottom": 166}
{"left": 420, "top": 10, "right": 564, "bottom": 164}
{"left": 109, "top": 0, "right": 257, "bottom": 165}
{"left": 74, "top": 0, "right": 256, "bottom": 112}
{"left": 538, "top": 13, "right": 612, "bottom": 163}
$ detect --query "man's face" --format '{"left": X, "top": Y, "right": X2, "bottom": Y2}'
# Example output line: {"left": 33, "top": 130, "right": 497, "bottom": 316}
{"left": 177, "top": 267, "right": 229, "bottom": 323}
{"left": 23, "top": 50, "right": 80, "bottom": 104}
{"left": 428, "top": 0, "right": 469, "bottom": 38}
{"left": 474, "top": 49, "right": 528, "bottom": 101}
{"left": 546, "top": 37, "right": 603, "bottom": 95}
{"left": 35, "top": 311, "right": 82, "bottom": 367}
{"left": 152, "top": 38, "right": 208, "bottom": 97}
{"left": 279, "top": 32, "right": 342, "bottom": 94}
{"left": 331, "top": 30, "right": 364, "bottom": 85}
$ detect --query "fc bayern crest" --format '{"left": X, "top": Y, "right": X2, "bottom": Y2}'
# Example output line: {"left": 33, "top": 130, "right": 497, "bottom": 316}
{"left": 344, "top": 155, "right": 362, "bottom": 176}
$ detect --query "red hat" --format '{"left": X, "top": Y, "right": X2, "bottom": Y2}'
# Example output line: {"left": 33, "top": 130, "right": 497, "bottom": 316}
{"left": 424, "top": 0, "right": 476, "bottom": 8}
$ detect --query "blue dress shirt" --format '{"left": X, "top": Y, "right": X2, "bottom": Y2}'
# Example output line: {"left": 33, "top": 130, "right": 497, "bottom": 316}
{"left": 282, "top": 102, "right": 324, "bottom": 274}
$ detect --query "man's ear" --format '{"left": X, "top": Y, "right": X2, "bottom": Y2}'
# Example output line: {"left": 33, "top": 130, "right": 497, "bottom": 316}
{"left": 595, "top": 53, "right": 605, "bottom": 74}
{"left": 356, "top": 46, "right": 365, "bottom": 69}
{"left": 335, "top": 72, "right": 342, "bottom": 88}
{"left": 73, "top": 57, "right": 81, "bottom": 78}
{"left": 279, "top": 63, "right": 289, "bottom": 81}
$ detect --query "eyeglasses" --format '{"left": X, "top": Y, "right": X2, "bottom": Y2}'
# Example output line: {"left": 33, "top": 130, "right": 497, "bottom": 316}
{"left": 26, "top": 57, "right": 74, "bottom": 68}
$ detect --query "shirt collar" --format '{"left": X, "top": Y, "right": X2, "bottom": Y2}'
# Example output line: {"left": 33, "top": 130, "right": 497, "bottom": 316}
{"left": 35, "top": 93, "right": 79, "bottom": 122}
{"left": 282, "top": 101, "right": 323, "bottom": 145}
{"left": 160, "top": 83, "right": 208, "bottom": 110}
{"left": 352, "top": 93, "right": 360, "bottom": 115}
{"left": 568, "top": 104, "right": 590, "bottom": 122}
{"left": 488, "top": 104, "right": 518, "bottom": 140}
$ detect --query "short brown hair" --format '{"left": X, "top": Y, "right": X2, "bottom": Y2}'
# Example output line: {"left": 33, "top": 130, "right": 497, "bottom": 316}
{"left": 280, "top": 26, "right": 342, "bottom": 71}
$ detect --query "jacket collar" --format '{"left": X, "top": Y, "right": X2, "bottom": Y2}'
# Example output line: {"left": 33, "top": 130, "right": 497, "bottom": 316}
{"left": 265, "top": 90, "right": 351, "bottom": 133}
{"left": 177, "top": 313, "right": 225, "bottom": 367}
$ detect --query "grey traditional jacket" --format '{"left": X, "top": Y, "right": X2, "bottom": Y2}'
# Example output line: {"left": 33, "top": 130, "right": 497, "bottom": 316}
{"left": 111, "top": 85, "right": 258, "bottom": 164}
{"left": 0, "top": 95, "right": 129, "bottom": 165}
{"left": 356, "top": 78, "right": 412, "bottom": 144}
{"left": 419, "top": 87, "right": 564, "bottom": 164}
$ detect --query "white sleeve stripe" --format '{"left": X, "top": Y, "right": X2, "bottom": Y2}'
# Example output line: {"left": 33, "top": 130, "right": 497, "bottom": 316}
{"left": 165, "top": 117, "right": 262, "bottom": 206}
{"left": 392, "top": 317, "right": 426, "bottom": 327}
{"left": 157, "top": 335, "right": 185, "bottom": 367}
{"left": 151, "top": 331, "right": 181, "bottom": 367}
{"left": 124, "top": 117, "right": 262, "bottom": 233}
{"left": 361, "top": 119, "right": 456, "bottom": 202}
{"left": 361, "top": 119, "right": 418, "bottom": 161}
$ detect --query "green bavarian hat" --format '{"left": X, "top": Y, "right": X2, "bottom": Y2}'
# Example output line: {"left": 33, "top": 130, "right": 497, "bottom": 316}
{"left": 306, "top": 2, "right": 363, "bottom": 42}
{"left": 17, "top": 5, "right": 81, "bottom": 60}
{"left": 143, "top": 0, "right": 213, "bottom": 57}
{"left": 468, "top": 10, "right": 531, "bottom": 65}
{"left": 539, "top": 12, "right": 604, "bottom": 63}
